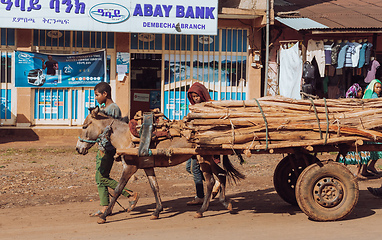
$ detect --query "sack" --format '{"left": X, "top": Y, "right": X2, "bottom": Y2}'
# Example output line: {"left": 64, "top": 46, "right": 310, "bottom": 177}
{"left": 302, "top": 61, "right": 315, "bottom": 80}
{"left": 301, "top": 83, "right": 313, "bottom": 94}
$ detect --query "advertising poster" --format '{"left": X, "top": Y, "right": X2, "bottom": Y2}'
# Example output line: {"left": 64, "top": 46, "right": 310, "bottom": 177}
{"left": 15, "top": 50, "right": 106, "bottom": 88}
{"left": 116, "top": 52, "right": 129, "bottom": 80}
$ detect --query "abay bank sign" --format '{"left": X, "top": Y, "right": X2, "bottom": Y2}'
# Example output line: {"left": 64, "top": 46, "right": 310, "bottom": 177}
{"left": 0, "top": 0, "right": 218, "bottom": 35}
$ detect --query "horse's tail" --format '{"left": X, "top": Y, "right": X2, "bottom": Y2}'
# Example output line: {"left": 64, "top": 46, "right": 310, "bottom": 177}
{"left": 222, "top": 155, "right": 245, "bottom": 184}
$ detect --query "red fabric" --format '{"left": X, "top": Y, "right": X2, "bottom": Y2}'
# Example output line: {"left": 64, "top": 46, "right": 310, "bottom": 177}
{"left": 187, "top": 82, "right": 211, "bottom": 105}
{"left": 129, "top": 119, "right": 140, "bottom": 138}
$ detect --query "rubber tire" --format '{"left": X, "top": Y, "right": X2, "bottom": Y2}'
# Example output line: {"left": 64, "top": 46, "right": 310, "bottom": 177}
{"left": 296, "top": 161, "right": 359, "bottom": 221}
{"left": 273, "top": 153, "right": 317, "bottom": 205}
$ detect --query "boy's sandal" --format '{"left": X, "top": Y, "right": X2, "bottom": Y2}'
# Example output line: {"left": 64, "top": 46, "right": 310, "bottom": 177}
{"left": 127, "top": 192, "right": 140, "bottom": 212}
{"left": 367, "top": 187, "right": 382, "bottom": 198}
{"left": 89, "top": 210, "right": 103, "bottom": 217}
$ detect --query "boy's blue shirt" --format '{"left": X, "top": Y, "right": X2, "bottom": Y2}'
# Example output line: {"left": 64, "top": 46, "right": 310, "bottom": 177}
{"left": 101, "top": 103, "right": 121, "bottom": 119}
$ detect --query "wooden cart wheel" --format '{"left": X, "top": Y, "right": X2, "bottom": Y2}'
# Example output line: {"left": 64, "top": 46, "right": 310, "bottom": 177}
{"left": 273, "top": 153, "right": 318, "bottom": 205}
{"left": 296, "top": 161, "right": 359, "bottom": 221}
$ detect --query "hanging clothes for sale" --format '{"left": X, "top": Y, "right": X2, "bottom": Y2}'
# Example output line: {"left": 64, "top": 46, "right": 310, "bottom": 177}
{"left": 331, "top": 42, "right": 341, "bottom": 66}
{"left": 352, "top": 42, "right": 362, "bottom": 68}
{"left": 365, "top": 42, "right": 374, "bottom": 66}
{"left": 364, "top": 59, "right": 380, "bottom": 83}
{"left": 337, "top": 42, "right": 349, "bottom": 69}
{"left": 306, "top": 39, "right": 325, "bottom": 77}
{"left": 324, "top": 43, "right": 333, "bottom": 65}
{"left": 344, "top": 42, "right": 355, "bottom": 68}
{"left": 279, "top": 42, "right": 302, "bottom": 100}
{"left": 358, "top": 42, "right": 368, "bottom": 68}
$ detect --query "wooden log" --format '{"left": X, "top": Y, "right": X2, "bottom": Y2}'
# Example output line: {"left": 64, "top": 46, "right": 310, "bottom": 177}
{"left": 221, "top": 136, "right": 371, "bottom": 150}
{"left": 196, "top": 130, "right": 331, "bottom": 145}
{"left": 116, "top": 148, "right": 235, "bottom": 156}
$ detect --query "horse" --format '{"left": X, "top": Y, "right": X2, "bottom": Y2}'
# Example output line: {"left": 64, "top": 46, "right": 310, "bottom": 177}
{"left": 76, "top": 106, "right": 245, "bottom": 224}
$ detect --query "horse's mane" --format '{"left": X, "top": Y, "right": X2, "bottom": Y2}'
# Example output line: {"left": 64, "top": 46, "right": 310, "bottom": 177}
{"left": 88, "top": 107, "right": 129, "bottom": 123}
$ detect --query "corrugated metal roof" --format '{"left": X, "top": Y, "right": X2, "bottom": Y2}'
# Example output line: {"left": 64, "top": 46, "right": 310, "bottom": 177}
{"left": 274, "top": 0, "right": 382, "bottom": 29}
{"left": 275, "top": 17, "right": 329, "bottom": 30}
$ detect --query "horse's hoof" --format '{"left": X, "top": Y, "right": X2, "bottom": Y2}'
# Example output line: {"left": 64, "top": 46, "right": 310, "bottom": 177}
{"left": 97, "top": 218, "right": 106, "bottom": 224}
{"left": 227, "top": 202, "right": 233, "bottom": 212}
{"left": 194, "top": 212, "right": 203, "bottom": 218}
{"left": 150, "top": 215, "right": 159, "bottom": 220}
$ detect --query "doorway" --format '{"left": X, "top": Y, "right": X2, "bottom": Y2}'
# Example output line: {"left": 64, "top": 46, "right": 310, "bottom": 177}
{"left": 130, "top": 53, "right": 162, "bottom": 119}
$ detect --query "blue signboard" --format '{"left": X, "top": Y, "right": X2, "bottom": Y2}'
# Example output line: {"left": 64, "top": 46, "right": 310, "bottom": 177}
{"left": 15, "top": 50, "right": 106, "bottom": 88}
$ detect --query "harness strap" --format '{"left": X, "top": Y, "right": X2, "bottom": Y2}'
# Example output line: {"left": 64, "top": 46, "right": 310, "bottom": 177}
{"left": 138, "top": 112, "right": 154, "bottom": 157}
{"left": 78, "top": 136, "right": 98, "bottom": 144}
{"left": 78, "top": 120, "right": 115, "bottom": 149}
{"left": 308, "top": 98, "right": 323, "bottom": 140}
{"left": 254, "top": 98, "right": 269, "bottom": 151}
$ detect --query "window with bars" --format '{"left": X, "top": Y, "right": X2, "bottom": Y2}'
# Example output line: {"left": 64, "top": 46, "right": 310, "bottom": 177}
{"left": 129, "top": 28, "right": 248, "bottom": 120}
{"left": 33, "top": 30, "right": 115, "bottom": 49}
{"left": 163, "top": 28, "right": 248, "bottom": 119}
{"left": 1, "top": 52, "right": 11, "bottom": 83}
{"left": 131, "top": 33, "right": 162, "bottom": 51}
{"left": 33, "top": 88, "right": 98, "bottom": 124}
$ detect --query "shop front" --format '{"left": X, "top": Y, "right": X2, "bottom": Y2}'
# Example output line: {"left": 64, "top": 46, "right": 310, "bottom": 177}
{"left": 0, "top": 0, "right": 265, "bottom": 128}
{"left": 129, "top": 28, "right": 249, "bottom": 120}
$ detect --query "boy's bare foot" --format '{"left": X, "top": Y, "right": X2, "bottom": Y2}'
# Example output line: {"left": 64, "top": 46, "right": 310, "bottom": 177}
{"left": 89, "top": 210, "right": 103, "bottom": 217}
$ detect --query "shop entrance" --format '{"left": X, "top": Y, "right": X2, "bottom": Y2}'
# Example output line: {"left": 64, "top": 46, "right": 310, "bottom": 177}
{"left": 130, "top": 53, "right": 162, "bottom": 119}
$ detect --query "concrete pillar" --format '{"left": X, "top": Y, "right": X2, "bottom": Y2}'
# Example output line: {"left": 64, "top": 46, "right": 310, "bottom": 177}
{"left": 16, "top": 88, "right": 33, "bottom": 127}
{"left": 115, "top": 33, "right": 130, "bottom": 117}
{"left": 16, "top": 29, "right": 33, "bottom": 126}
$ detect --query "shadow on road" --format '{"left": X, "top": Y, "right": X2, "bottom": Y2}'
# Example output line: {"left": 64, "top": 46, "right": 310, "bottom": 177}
{"left": 106, "top": 187, "right": 382, "bottom": 223}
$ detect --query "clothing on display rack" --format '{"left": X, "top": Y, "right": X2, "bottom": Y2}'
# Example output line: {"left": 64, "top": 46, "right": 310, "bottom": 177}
{"left": 336, "top": 42, "right": 349, "bottom": 69}
{"left": 331, "top": 43, "right": 341, "bottom": 66}
{"left": 358, "top": 42, "right": 368, "bottom": 68}
{"left": 365, "top": 42, "right": 373, "bottom": 66}
{"left": 324, "top": 43, "right": 333, "bottom": 65}
{"left": 352, "top": 42, "right": 362, "bottom": 68}
{"left": 306, "top": 39, "right": 325, "bottom": 77}
{"left": 364, "top": 60, "right": 380, "bottom": 83}
{"left": 344, "top": 42, "right": 356, "bottom": 68}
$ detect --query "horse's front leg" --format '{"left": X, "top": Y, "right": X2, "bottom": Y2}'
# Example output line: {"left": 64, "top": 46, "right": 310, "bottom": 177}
{"left": 195, "top": 158, "right": 215, "bottom": 218}
{"left": 98, "top": 160, "right": 138, "bottom": 224}
{"left": 144, "top": 167, "right": 163, "bottom": 220}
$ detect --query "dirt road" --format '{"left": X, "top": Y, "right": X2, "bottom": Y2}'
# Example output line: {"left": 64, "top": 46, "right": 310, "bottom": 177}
{"left": 1, "top": 136, "right": 382, "bottom": 239}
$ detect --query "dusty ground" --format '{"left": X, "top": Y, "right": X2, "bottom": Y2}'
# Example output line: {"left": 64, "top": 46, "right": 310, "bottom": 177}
{"left": 0, "top": 136, "right": 285, "bottom": 210}
{"left": 1, "top": 136, "right": 382, "bottom": 239}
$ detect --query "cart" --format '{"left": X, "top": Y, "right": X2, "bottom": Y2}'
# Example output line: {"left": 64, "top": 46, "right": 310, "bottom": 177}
{"left": 117, "top": 138, "right": 382, "bottom": 221}
{"left": 120, "top": 97, "right": 382, "bottom": 221}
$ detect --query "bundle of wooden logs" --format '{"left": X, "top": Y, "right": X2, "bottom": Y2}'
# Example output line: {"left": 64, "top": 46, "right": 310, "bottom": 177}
{"left": 184, "top": 96, "right": 382, "bottom": 152}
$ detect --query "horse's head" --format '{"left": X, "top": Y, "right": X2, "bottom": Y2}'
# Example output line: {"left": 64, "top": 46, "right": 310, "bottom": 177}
{"left": 76, "top": 106, "right": 111, "bottom": 155}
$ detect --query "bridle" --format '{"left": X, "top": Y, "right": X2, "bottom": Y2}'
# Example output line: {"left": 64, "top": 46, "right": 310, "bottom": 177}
{"left": 78, "top": 119, "right": 115, "bottom": 146}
